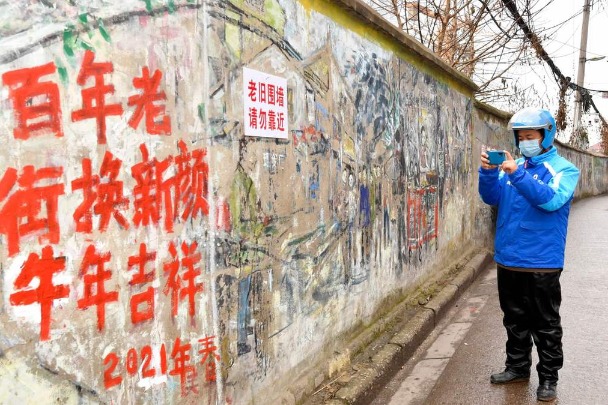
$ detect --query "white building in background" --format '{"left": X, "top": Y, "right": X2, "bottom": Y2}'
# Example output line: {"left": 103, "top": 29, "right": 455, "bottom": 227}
{"left": 581, "top": 111, "right": 603, "bottom": 149}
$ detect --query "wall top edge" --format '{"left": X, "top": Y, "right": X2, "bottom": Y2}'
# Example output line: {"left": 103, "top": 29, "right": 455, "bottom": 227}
{"left": 326, "top": 0, "right": 479, "bottom": 94}
{"left": 474, "top": 100, "right": 512, "bottom": 122}
{"left": 555, "top": 138, "right": 607, "bottom": 158}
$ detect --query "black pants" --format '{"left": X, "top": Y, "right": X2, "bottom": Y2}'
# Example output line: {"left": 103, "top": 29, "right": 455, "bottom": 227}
{"left": 497, "top": 266, "right": 563, "bottom": 384}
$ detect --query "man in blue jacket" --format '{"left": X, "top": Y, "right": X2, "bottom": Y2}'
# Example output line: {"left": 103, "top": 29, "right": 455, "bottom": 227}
{"left": 478, "top": 108, "right": 579, "bottom": 402}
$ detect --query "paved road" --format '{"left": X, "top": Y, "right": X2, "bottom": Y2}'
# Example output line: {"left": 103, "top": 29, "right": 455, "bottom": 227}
{"left": 370, "top": 194, "right": 608, "bottom": 405}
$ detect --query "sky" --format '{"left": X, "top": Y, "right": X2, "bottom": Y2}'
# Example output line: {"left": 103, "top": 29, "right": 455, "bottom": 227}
{"left": 524, "top": 0, "right": 608, "bottom": 144}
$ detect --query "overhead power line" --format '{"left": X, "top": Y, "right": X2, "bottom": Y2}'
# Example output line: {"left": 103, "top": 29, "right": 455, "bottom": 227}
{"left": 500, "top": 0, "right": 607, "bottom": 126}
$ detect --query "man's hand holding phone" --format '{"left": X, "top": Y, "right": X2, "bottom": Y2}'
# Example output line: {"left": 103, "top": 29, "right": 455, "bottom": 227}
{"left": 500, "top": 151, "right": 517, "bottom": 174}
{"left": 481, "top": 149, "right": 516, "bottom": 173}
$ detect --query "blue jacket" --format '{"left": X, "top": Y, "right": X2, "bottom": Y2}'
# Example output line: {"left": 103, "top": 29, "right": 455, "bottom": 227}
{"left": 478, "top": 147, "right": 580, "bottom": 269}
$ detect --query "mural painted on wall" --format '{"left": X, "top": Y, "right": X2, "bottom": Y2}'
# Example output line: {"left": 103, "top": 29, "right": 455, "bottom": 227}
{"left": 0, "top": 1, "right": 486, "bottom": 404}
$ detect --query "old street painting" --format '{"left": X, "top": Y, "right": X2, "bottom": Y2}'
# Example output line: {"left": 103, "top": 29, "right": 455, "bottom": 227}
{"left": 0, "top": 1, "right": 474, "bottom": 403}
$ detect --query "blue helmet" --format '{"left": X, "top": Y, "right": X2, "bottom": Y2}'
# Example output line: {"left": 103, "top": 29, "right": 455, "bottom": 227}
{"left": 508, "top": 107, "right": 556, "bottom": 149}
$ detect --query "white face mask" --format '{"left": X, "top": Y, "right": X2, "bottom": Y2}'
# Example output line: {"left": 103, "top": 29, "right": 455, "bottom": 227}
{"left": 519, "top": 139, "right": 542, "bottom": 157}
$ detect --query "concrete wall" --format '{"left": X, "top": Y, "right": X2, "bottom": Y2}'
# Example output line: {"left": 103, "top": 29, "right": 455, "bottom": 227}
{"left": 556, "top": 142, "right": 608, "bottom": 198}
{"left": 0, "top": 1, "right": 606, "bottom": 404}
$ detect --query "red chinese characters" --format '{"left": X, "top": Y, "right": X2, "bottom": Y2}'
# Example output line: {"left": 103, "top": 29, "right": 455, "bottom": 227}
{"left": 77, "top": 244, "right": 119, "bottom": 331}
{"left": 96, "top": 151, "right": 130, "bottom": 230}
{"left": 247, "top": 81, "right": 286, "bottom": 132}
{"left": 7, "top": 239, "right": 209, "bottom": 340}
{"left": 127, "top": 243, "right": 157, "bottom": 324}
{"left": 170, "top": 337, "right": 198, "bottom": 396}
{"left": 72, "top": 152, "right": 129, "bottom": 233}
{"left": 70, "top": 52, "right": 173, "bottom": 142}
{"left": 248, "top": 107, "right": 258, "bottom": 129}
{"left": 132, "top": 142, "right": 209, "bottom": 232}
{"left": 9, "top": 246, "right": 69, "bottom": 341}
{"left": 163, "top": 241, "right": 203, "bottom": 318}
{"left": 247, "top": 108, "right": 286, "bottom": 131}
{"left": 131, "top": 143, "right": 172, "bottom": 229}
{"left": 0, "top": 143, "right": 210, "bottom": 259}
{"left": 2, "top": 53, "right": 219, "bottom": 357}
{"left": 0, "top": 165, "right": 65, "bottom": 256}
{"left": 198, "top": 335, "right": 220, "bottom": 382}
{"left": 174, "top": 140, "right": 209, "bottom": 221}
{"left": 267, "top": 83, "right": 277, "bottom": 105}
{"left": 71, "top": 50, "right": 124, "bottom": 144}
{"left": 248, "top": 80, "right": 284, "bottom": 106}
{"left": 247, "top": 79, "right": 258, "bottom": 102}
{"left": 103, "top": 335, "right": 219, "bottom": 395}
{"left": 128, "top": 66, "right": 171, "bottom": 135}
{"left": 2, "top": 62, "right": 63, "bottom": 139}
{"left": 71, "top": 158, "right": 98, "bottom": 232}
{"left": 244, "top": 68, "right": 288, "bottom": 138}
{"left": 3, "top": 53, "right": 172, "bottom": 143}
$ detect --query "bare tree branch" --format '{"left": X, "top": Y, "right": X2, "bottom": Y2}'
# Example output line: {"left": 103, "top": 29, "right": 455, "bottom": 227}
{"left": 364, "top": 0, "right": 538, "bottom": 107}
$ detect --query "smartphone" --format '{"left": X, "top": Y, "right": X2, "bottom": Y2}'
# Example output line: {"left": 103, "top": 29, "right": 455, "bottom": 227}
{"left": 487, "top": 150, "right": 506, "bottom": 165}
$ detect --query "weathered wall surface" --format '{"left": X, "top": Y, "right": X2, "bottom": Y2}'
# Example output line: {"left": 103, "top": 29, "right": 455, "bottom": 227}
{"left": 556, "top": 142, "right": 608, "bottom": 198}
{"left": 471, "top": 104, "right": 511, "bottom": 243}
{"left": 0, "top": 1, "right": 606, "bottom": 404}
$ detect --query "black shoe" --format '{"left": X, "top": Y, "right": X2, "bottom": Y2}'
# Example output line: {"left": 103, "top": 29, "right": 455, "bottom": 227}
{"left": 490, "top": 369, "right": 530, "bottom": 384}
{"left": 537, "top": 382, "right": 557, "bottom": 402}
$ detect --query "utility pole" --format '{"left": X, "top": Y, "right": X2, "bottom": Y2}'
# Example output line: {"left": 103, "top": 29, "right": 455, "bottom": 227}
{"left": 573, "top": 0, "right": 592, "bottom": 131}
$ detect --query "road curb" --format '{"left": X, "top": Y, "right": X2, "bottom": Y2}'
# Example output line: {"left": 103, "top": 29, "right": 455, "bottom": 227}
{"left": 324, "top": 251, "right": 493, "bottom": 404}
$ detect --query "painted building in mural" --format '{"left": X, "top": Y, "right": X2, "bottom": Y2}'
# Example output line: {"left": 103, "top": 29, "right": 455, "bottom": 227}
{"left": 1, "top": 1, "right": 607, "bottom": 404}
